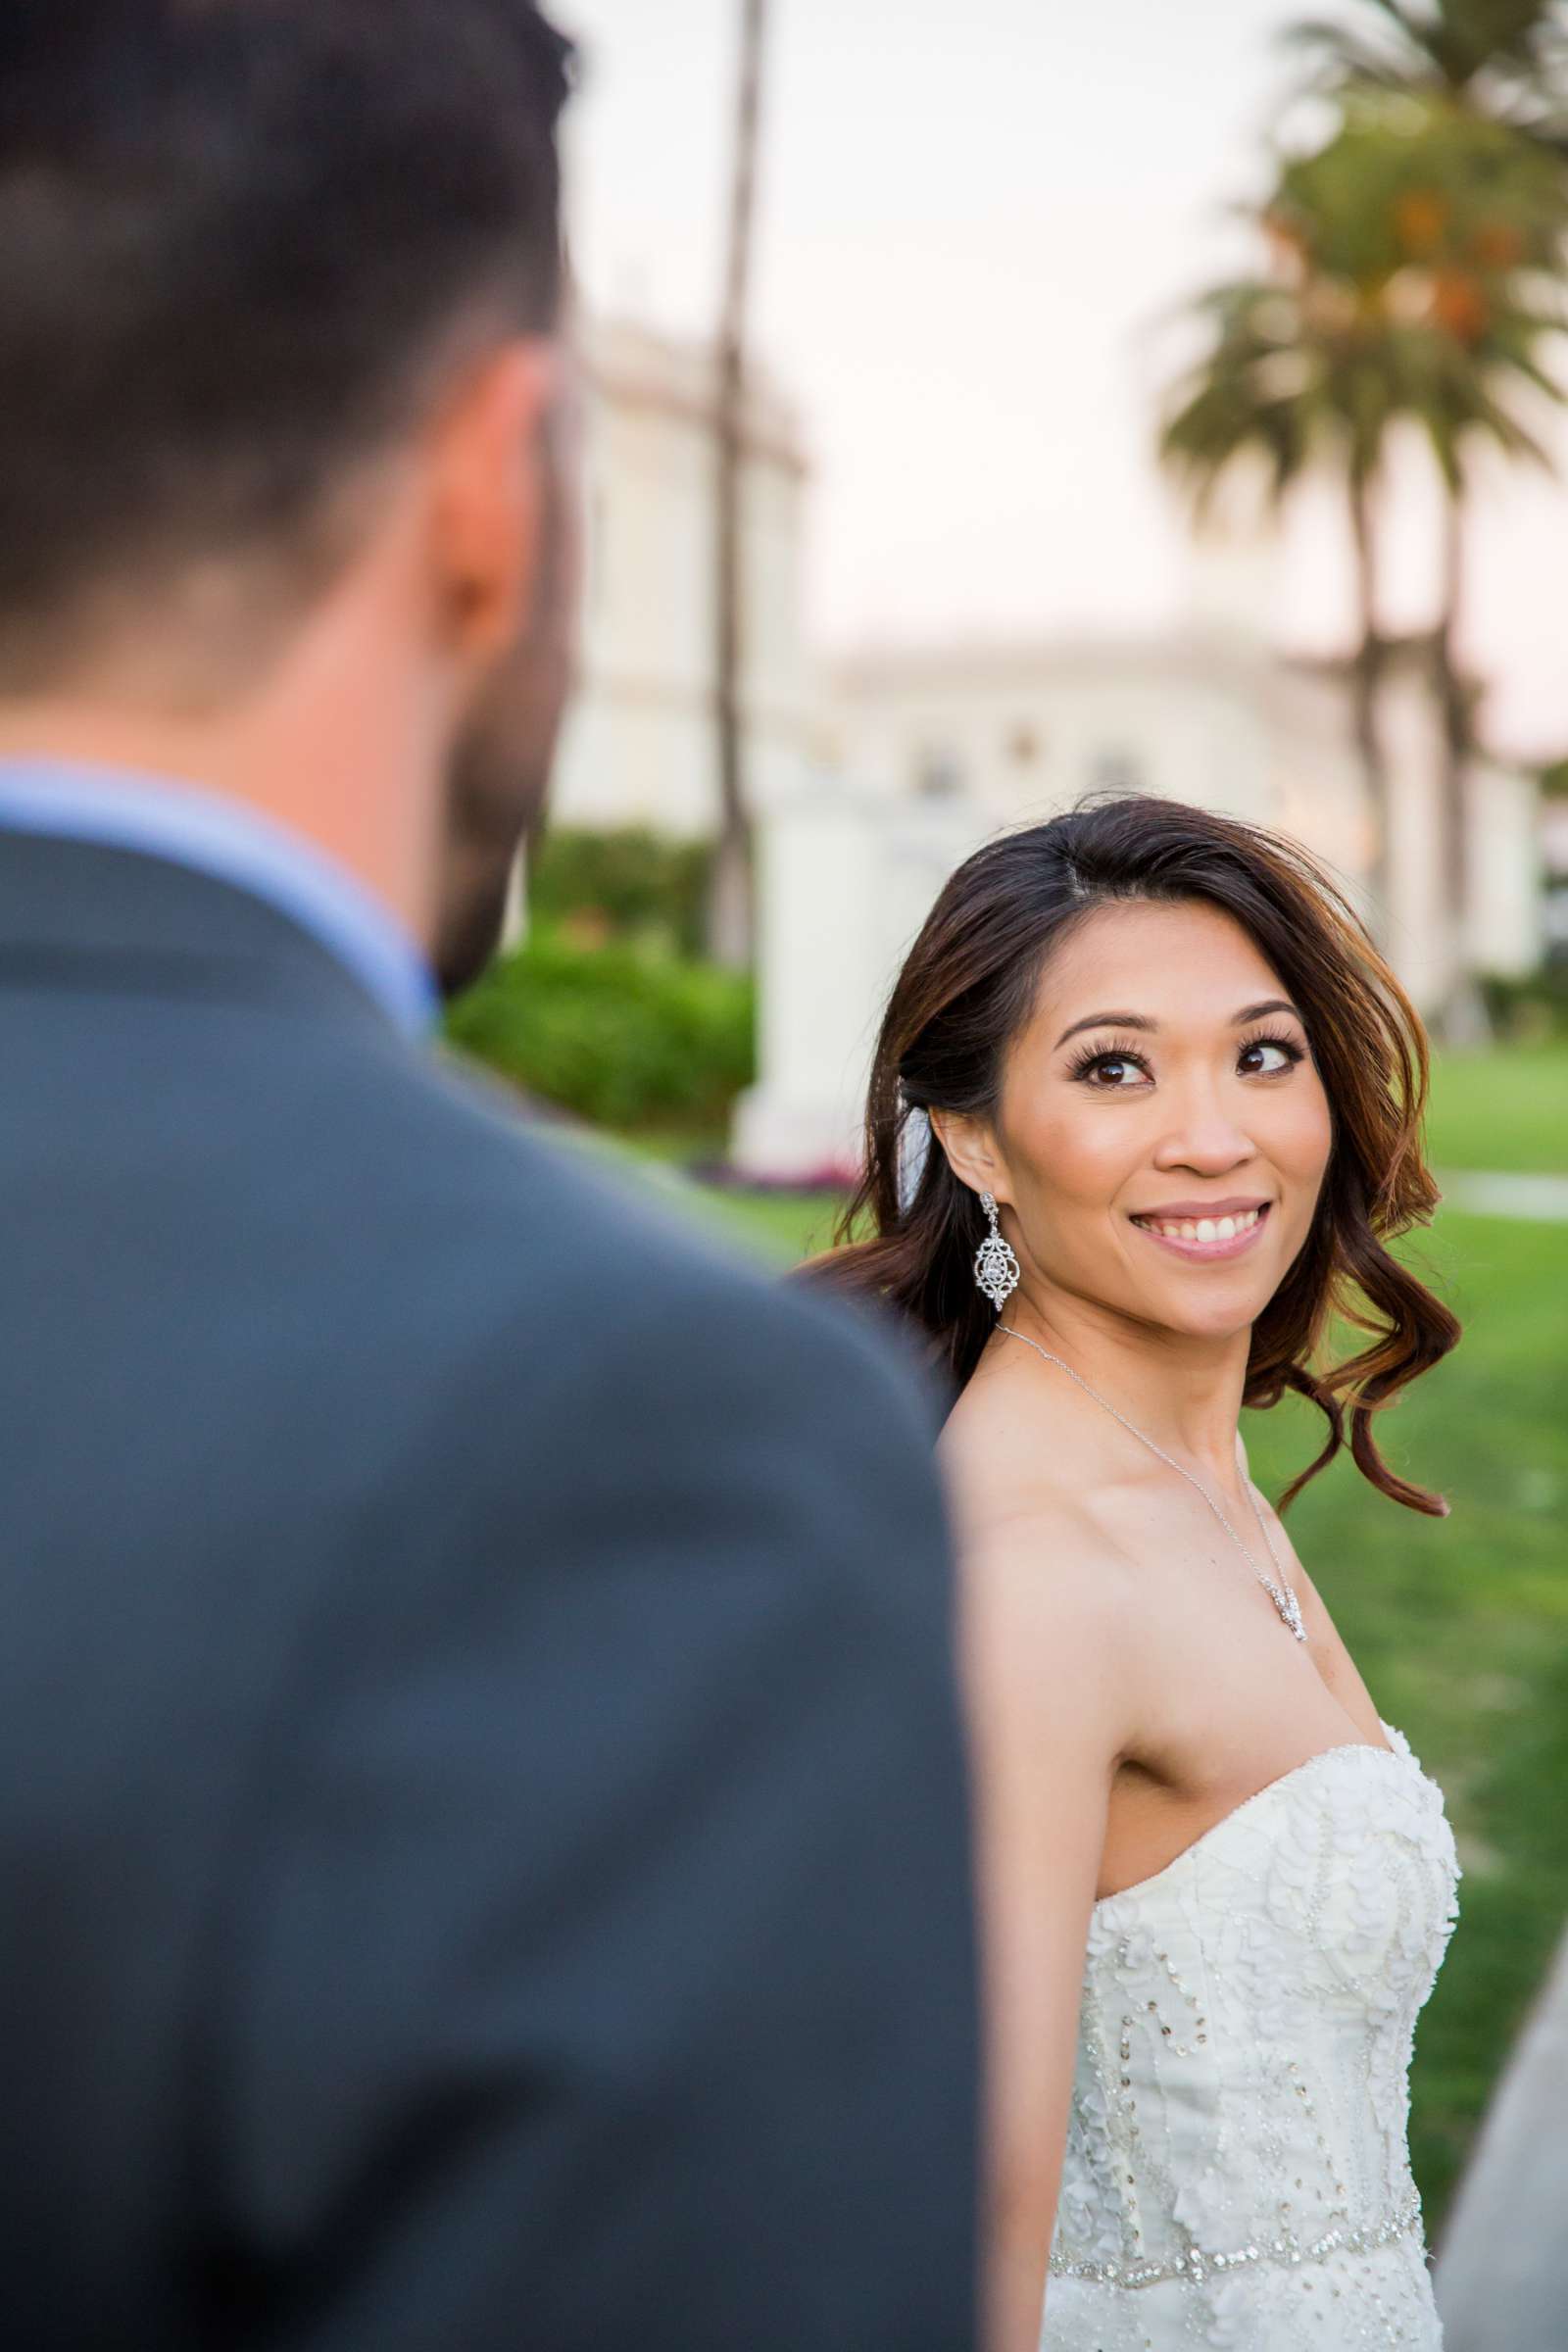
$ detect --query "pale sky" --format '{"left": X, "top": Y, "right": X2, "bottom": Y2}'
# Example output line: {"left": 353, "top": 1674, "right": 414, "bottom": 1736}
{"left": 561, "top": 0, "right": 1568, "bottom": 760}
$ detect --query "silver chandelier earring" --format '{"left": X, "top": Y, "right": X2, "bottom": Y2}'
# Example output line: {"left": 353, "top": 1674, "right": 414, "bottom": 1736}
{"left": 973, "top": 1192, "right": 1020, "bottom": 1312}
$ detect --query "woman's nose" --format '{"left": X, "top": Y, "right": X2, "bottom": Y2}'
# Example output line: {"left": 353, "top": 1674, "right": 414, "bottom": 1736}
{"left": 1151, "top": 1098, "right": 1256, "bottom": 1175}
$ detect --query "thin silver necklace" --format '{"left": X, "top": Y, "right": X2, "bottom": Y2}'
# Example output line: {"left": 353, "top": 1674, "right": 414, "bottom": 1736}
{"left": 998, "top": 1325, "right": 1308, "bottom": 1643}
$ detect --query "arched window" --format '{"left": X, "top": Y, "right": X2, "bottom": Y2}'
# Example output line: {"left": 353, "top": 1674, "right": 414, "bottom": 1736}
{"left": 1090, "top": 748, "right": 1146, "bottom": 795}
{"left": 914, "top": 743, "right": 964, "bottom": 800}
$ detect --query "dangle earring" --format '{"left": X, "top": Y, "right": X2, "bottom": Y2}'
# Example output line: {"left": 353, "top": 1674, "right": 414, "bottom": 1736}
{"left": 973, "top": 1191, "right": 1020, "bottom": 1312}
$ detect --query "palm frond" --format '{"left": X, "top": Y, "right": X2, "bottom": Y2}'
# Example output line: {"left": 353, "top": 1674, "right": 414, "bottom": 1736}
{"left": 1280, "top": 0, "right": 1568, "bottom": 96}
{"left": 1279, "top": 19, "right": 1428, "bottom": 88}
{"left": 1444, "top": 382, "right": 1556, "bottom": 466}
{"left": 1360, "top": 0, "right": 1426, "bottom": 32}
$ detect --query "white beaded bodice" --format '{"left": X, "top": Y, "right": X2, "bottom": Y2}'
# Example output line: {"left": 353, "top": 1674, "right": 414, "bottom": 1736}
{"left": 1043, "top": 1724, "right": 1459, "bottom": 2350}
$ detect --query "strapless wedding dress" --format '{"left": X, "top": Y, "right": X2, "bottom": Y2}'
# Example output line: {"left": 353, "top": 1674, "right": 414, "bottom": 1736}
{"left": 1042, "top": 1724, "right": 1459, "bottom": 2350}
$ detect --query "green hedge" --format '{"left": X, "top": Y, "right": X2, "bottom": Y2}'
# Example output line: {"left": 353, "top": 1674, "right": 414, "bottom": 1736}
{"left": 1479, "top": 963, "right": 1568, "bottom": 1042}
{"left": 447, "top": 930, "right": 755, "bottom": 1131}
{"left": 528, "top": 827, "right": 713, "bottom": 959}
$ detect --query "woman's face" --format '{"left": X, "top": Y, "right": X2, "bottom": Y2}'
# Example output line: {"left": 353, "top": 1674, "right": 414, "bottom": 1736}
{"left": 979, "top": 898, "right": 1334, "bottom": 1343}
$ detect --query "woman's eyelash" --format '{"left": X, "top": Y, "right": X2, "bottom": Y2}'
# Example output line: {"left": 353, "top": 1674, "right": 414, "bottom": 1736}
{"left": 1066, "top": 1035, "right": 1149, "bottom": 1080}
{"left": 1065, "top": 1029, "right": 1307, "bottom": 1082}
{"left": 1240, "top": 1028, "right": 1307, "bottom": 1067}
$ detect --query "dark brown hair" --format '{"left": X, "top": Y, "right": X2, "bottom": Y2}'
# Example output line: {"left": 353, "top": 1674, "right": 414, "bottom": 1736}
{"left": 810, "top": 795, "right": 1459, "bottom": 1515}
{"left": 0, "top": 0, "right": 575, "bottom": 681}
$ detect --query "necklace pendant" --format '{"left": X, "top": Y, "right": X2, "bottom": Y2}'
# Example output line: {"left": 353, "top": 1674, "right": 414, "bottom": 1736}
{"left": 1280, "top": 1590, "right": 1308, "bottom": 1643}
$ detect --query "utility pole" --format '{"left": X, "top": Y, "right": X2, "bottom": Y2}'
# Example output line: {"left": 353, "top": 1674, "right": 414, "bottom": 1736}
{"left": 710, "top": 0, "right": 768, "bottom": 969}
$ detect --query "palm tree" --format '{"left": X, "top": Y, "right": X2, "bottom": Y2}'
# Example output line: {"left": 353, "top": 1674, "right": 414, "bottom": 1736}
{"left": 1280, "top": 7, "right": 1568, "bottom": 1021}
{"left": 1286, "top": 0, "right": 1568, "bottom": 145}
{"left": 710, "top": 0, "right": 769, "bottom": 972}
{"left": 1159, "top": 259, "right": 1406, "bottom": 915}
{"left": 1275, "top": 100, "right": 1567, "bottom": 1010}
{"left": 1162, "top": 95, "right": 1567, "bottom": 993}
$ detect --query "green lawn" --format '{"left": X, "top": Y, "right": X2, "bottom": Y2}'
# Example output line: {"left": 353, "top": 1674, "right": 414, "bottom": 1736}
{"left": 692, "top": 1186, "right": 845, "bottom": 1264}
{"left": 1427, "top": 1040, "right": 1568, "bottom": 1175}
{"left": 558, "top": 1123, "right": 843, "bottom": 1267}
{"left": 587, "top": 1043, "right": 1567, "bottom": 2242}
{"left": 1242, "top": 1209, "right": 1568, "bottom": 2238}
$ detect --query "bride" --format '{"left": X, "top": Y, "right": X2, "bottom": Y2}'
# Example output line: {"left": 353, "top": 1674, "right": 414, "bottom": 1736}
{"left": 818, "top": 796, "right": 1462, "bottom": 2350}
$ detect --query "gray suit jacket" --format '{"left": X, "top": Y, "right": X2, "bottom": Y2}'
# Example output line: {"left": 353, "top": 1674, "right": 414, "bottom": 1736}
{"left": 0, "top": 830, "right": 979, "bottom": 2350}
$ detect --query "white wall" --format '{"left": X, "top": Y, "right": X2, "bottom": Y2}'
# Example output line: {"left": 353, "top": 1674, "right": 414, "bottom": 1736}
{"left": 1377, "top": 666, "right": 1451, "bottom": 1009}
{"left": 731, "top": 782, "right": 989, "bottom": 1182}
{"left": 828, "top": 637, "right": 1544, "bottom": 1018}
{"left": 828, "top": 639, "right": 1341, "bottom": 847}
{"left": 548, "top": 319, "right": 815, "bottom": 838}
{"left": 1468, "top": 763, "right": 1543, "bottom": 978}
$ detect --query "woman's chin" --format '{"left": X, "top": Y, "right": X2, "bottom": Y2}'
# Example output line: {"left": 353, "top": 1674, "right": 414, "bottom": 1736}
{"left": 1130, "top": 1271, "right": 1274, "bottom": 1343}
{"left": 1070, "top": 1250, "right": 1289, "bottom": 1343}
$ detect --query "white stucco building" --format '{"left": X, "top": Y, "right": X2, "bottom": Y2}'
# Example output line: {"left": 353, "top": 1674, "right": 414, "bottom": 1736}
{"left": 825, "top": 629, "right": 1540, "bottom": 1006}
{"left": 1543, "top": 793, "right": 1568, "bottom": 956}
{"left": 554, "top": 324, "right": 1540, "bottom": 1007}
{"left": 540, "top": 318, "right": 1544, "bottom": 1180}
{"left": 548, "top": 318, "right": 815, "bottom": 837}
{"left": 731, "top": 630, "right": 1541, "bottom": 1181}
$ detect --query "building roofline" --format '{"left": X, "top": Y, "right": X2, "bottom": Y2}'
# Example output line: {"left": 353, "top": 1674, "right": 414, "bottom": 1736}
{"left": 584, "top": 313, "right": 810, "bottom": 477}
{"left": 828, "top": 626, "right": 1281, "bottom": 693}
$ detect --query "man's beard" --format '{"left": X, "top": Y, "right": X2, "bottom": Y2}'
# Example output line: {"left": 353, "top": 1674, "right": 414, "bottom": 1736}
{"left": 432, "top": 416, "right": 576, "bottom": 1001}
{"left": 432, "top": 710, "right": 554, "bottom": 999}
{"left": 432, "top": 842, "right": 522, "bottom": 1001}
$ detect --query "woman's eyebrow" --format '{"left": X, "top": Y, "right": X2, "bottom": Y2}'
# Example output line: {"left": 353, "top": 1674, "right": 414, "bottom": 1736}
{"left": 1053, "top": 1010, "right": 1153, "bottom": 1050}
{"left": 1053, "top": 998, "right": 1303, "bottom": 1052}
{"left": 1235, "top": 998, "right": 1303, "bottom": 1026}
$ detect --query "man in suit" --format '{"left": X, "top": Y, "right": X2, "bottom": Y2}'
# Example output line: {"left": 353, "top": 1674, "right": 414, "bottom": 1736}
{"left": 0, "top": 4, "right": 979, "bottom": 2347}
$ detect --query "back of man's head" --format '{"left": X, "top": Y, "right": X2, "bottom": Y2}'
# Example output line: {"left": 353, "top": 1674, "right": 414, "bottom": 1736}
{"left": 0, "top": 0, "right": 574, "bottom": 693}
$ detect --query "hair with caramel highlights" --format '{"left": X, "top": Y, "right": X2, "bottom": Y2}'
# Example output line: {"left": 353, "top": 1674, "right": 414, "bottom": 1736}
{"left": 809, "top": 795, "right": 1459, "bottom": 1515}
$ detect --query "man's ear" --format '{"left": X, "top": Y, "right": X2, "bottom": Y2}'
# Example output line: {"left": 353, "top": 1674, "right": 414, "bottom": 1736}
{"left": 425, "top": 340, "right": 559, "bottom": 667}
{"left": 928, "top": 1109, "right": 1007, "bottom": 1204}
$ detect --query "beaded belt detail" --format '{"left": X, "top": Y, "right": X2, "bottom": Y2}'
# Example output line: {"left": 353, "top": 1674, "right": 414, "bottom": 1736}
{"left": 1049, "top": 2194, "right": 1423, "bottom": 2292}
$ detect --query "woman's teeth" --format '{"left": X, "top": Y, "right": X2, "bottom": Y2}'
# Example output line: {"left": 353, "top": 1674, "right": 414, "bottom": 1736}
{"left": 1137, "top": 1206, "right": 1264, "bottom": 1244}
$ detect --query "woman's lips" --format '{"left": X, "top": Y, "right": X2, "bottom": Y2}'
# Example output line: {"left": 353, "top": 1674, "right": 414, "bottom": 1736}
{"left": 1129, "top": 1201, "right": 1273, "bottom": 1262}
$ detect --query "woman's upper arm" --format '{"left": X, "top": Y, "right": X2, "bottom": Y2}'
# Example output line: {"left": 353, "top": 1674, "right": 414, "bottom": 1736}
{"left": 958, "top": 1516, "right": 1128, "bottom": 2349}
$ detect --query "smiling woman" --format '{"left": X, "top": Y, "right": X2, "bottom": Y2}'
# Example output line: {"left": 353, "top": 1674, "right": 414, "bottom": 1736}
{"left": 807, "top": 795, "right": 1466, "bottom": 2352}
{"left": 811, "top": 793, "right": 1458, "bottom": 1514}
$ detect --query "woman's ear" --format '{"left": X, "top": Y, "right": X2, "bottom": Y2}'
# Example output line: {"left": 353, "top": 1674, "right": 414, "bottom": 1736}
{"left": 928, "top": 1109, "right": 1007, "bottom": 1204}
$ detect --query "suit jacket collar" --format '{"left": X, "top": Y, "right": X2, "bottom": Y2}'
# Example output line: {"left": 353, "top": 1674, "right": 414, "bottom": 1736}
{"left": 0, "top": 827, "right": 421, "bottom": 1038}
{"left": 0, "top": 760, "right": 435, "bottom": 1035}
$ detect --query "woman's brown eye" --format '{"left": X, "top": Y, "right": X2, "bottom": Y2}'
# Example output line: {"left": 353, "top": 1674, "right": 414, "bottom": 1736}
{"left": 1242, "top": 1041, "right": 1296, "bottom": 1076}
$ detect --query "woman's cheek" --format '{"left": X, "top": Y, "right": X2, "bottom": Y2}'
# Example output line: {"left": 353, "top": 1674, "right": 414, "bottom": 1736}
{"left": 1284, "top": 1092, "right": 1335, "bottom": 1181}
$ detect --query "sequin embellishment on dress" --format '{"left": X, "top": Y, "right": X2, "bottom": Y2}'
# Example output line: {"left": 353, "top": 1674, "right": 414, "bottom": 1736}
{"left": 1041, "top": 1726, "right": 1459, "bottom": 2351}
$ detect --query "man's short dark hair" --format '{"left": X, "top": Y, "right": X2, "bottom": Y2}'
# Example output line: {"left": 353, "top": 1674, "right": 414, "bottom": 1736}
{"left": 0, "top": 0, "right": 576, "bottom": 682}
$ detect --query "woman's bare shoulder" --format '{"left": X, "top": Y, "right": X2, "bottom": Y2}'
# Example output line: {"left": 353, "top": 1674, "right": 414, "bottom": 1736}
{"left": 946, "top": 1439, "right": 1141, "bottom": 1740}
{"left": 954, "top": 1492, "right": 1138, "bottom": 1801}
{"left": 942, "top": 1361, "right": 1132, "bottom": 1574}
{"left": 940, "top": 1360, "right": 1155, "bottom": 1765}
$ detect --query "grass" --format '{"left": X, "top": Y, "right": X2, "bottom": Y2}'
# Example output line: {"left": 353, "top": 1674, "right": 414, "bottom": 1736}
{"left": 1426, "top": 1040, "right": 1568, "bottom": 1175}
{"left": 1241, "top": 1209, "right": 1568, "bottom": 2238}
{"left": 691, "top": 1186, "right": 846, "bottom": 1264}
{"left": 552, "top": 1123, "right": 845, "bottom": 1267}
{"left": 584, "top": 1039, "right": 1568, "bottom": 2242}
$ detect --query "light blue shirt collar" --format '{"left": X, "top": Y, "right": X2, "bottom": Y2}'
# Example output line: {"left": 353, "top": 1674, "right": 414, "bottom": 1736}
{"left": 0, "top": 759, "right": 438, "bottom": 1038}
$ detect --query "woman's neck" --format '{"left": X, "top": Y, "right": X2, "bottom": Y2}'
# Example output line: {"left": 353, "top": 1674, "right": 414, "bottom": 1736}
{"left": 997, "top": 1289, "right": 1252, "bottom": 1490}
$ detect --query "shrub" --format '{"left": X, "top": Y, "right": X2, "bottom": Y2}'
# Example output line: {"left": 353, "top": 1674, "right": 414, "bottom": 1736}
{"left": 1479, "top": 964, "right": 1568, "bottom": 1041}
{"left": 447, "top": 930, "right": 756, "bottom": 1132}
{"left": 528, "top": 827, "right": 713, "bottom": 959}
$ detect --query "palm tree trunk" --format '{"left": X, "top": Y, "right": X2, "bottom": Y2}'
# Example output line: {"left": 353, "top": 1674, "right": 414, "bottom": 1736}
{"left": 1433, "top": 482, "right": 1489, "bottom": 1041}
{"left": 1348, "top": 470, "right": 1392, "bottom": 935}
{"left": 709, "top": 0, "right": 768, "bottom": 972}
